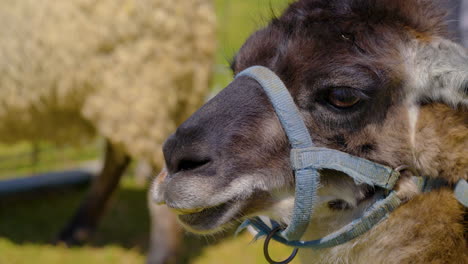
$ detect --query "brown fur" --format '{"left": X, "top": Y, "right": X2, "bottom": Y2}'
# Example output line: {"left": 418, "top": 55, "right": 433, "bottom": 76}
{"left": 385, "top": 190, "right": 467, "bottom": 263}
{"left": 317, "top": 189, "right": 467, "bottom": 264}
{"left": 414, "top": 104, "right": 468, "bottom": 183}
{"left": 379, "top": 189, "right": 466, "bottom": 263}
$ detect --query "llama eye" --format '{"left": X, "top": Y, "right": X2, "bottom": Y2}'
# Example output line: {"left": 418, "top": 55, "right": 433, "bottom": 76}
{"left": 327, "top": 88, "right": 362, "bottom": 108}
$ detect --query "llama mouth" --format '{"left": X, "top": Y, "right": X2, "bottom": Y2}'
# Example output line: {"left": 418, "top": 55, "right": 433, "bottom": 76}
{"left": 174, "top": 200, "right": 245, "bottom": 233}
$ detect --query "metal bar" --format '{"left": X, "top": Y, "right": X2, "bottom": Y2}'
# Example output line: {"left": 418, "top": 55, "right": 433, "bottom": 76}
{"left": 0, "top": 167, "right": 98, "bottom": 196}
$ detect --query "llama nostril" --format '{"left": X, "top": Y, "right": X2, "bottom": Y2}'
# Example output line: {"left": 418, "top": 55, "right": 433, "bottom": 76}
{"left": 177, "top": 158, "right": 211, "bottom": 172}
{"left": 163, "top": 131, "right": 213, "bottom": 174}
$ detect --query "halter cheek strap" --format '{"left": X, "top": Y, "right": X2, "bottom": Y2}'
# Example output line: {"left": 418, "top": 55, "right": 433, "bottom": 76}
{"left": 455, "top": 179, "right": 468, "bottom": 207}
{"left": 235, "top": 66, "right": 468, "bottom": 253}
{"left": 237, "top": 66, "right": 317, "bottom": 240}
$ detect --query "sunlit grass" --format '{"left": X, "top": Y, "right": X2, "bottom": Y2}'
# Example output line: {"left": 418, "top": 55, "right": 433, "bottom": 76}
{"left": 0, "top": 140, "right": 101, "bottom": 179}
{"left": 0, "top": 179, "right": 146, "bottom": 263}
{"left": 193, "top": 232, "right": 301, "bottom": 264}
{"left": 212, "top": 0, "right": 291, "bottom": 91}
{"left": 0, "top": 178, "right": 299, "bottom": 264}
{"left": 0, "top": 240, "right": 145, "bottom": 264}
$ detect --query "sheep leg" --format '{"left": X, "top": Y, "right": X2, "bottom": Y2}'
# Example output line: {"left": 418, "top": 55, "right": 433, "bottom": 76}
{"left": 147, "top": 200, "right": 233, "bottom": 264}
{"left": 146, "top": 167, "right": 215, "bottom": 264}
{"left": 57, "top": 140, "right": 130, "bottom": 245}
{"left": 147, "top": 201, "right": 183, "bottom": 264}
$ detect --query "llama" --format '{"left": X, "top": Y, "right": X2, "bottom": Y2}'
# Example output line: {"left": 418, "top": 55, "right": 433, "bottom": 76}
{"left": 152, "top": 0, "right": 467, "bottom": 263}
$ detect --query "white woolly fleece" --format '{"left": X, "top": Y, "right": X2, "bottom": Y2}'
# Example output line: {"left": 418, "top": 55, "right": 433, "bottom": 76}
{"left": 0, "top": 0, "right": 216, "bottom": 166}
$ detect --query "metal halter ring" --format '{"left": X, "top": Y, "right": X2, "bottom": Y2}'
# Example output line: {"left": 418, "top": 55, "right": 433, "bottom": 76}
{"left": 395, "top": 165, "right": 419, "bottom": 176}
{"left": 263, "top": 226, "right": 299, "bottom": 264}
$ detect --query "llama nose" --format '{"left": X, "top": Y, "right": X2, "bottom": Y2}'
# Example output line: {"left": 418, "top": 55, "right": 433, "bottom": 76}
{"left": 163, "top": 132, "right": 213, "bottom": 175}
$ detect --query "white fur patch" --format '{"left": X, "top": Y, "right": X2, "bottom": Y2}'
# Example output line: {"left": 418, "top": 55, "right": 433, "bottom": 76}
{"left": 401, "top": 38, "right": 468, "bottom": 107}
{"left": 260, "top": 191, "right": 295, "bottom": 224}
{"left": 407, "top": 104, "right": 419, "bottom": 150}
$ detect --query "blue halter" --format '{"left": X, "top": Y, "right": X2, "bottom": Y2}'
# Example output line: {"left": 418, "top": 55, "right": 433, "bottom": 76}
{"left": 235, "top": 66, "right": 468, "bottom": 260}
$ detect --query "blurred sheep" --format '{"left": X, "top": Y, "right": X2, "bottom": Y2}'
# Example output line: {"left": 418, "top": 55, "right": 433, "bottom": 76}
{"left": 0, "top": 0, "right": 216, "bottom": 261}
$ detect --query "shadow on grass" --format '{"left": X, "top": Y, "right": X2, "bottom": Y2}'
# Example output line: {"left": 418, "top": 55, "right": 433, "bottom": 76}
{"left": 0, "top": 181, "right": 231, "bottom": 263}
{"left": 0, "top": 183, "right": 147, "bottom": 248}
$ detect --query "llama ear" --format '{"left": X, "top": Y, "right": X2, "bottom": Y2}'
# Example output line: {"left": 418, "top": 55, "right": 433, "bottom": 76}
{"left": 404, "top": 38, "right": 468, "bottom": 107}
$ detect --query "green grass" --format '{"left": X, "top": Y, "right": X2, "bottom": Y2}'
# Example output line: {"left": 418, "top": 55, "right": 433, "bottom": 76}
{"left": 0, "top": 1, "right": 295, "bottom": 263}
{"left": 193, "top": 233, "right": 301, "bottom": 264}
{"left": 0, "top": 141, "right": 101, "bottom": 179}
{"left": 0, "top": 178, "right": 147, "bottom": 264}
{"left": 0, "top": 178, "right": 299, "bottom": 264}
{"left": 0, "top": 178, "right": 149, "bottom": 246}
{"left": 0, "top": 240, "right": 145, "bottom": 264}
{"left": 212, "top": 0, "right": 291, "bottom": 91}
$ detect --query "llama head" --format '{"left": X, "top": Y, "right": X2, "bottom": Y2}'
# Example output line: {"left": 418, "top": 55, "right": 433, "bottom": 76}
{"left": 152, "top": 0, "right": 467, "bottom": 235}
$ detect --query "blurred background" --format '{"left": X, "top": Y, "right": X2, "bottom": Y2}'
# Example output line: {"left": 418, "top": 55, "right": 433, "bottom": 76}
{"left": 0, "top": 0, "right": 465, "bottom": 263}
